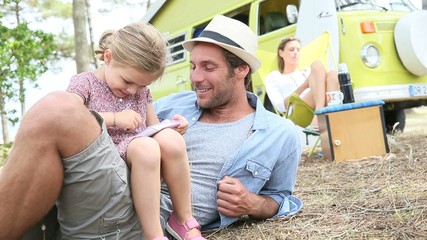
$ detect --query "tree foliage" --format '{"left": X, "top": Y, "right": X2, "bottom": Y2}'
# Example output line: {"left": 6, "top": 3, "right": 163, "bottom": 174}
{"left": 0, "top": 1, "right": 58, "bottom": 143}
{"left": 27, "top": 0, "right": 72, "bottom": 19}
{"left": 10, "top": 22, "right": 58, "bottom": 97}
{"left": 0, "top": 0, "right": 152, "bottom": 142}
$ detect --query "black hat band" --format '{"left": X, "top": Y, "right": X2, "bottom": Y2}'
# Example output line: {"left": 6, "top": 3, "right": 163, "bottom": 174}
{"left": 198, "top": 30, "right": 243, "bottom": 50}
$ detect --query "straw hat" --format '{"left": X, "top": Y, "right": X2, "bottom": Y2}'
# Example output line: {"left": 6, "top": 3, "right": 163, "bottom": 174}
{"left": 182, "top": 15, "right": 261, "bottom": 73}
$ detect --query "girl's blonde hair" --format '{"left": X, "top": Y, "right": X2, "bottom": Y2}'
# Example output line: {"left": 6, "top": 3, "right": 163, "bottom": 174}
{"left": 95, "top": 22, "right": 168, "bottom": 80}
{"left": 277, "top": 37, "right": 300, "bottom": 74}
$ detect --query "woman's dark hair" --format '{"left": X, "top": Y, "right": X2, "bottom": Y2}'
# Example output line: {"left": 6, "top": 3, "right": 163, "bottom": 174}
{"left": 277, "top": 37, "right": 301, "bottom": 73}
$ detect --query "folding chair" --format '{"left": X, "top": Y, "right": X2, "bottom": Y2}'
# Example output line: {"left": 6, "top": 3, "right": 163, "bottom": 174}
{"left": 261, "top": 32, "right": 337, "bottom": 158}
{"left": 291, "top": 31, "right": 338, "bottom": 157}
{"left": 299, "top": 31, "right": 337, "bottom": 71}
{"left": 285, "top": 93, "right": 320, "bottom": 158}
{"left": 285, "top": 93, "right": 314, "bottom": 128}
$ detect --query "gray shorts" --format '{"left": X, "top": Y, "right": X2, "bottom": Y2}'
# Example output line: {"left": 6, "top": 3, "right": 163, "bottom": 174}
{"left": 56, "top": 111, "right": 141, "bottom": 239}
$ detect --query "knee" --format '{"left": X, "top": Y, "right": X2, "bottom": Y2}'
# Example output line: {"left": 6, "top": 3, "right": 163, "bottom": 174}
{"left": 21, "top": 92, "right": 84, "bottom": 133}
{"left": 127, "top": 137, "right": 161, "bottom": 168}
{"left": 310, "top": 60, "right": 326, "bottom": 74}
{"left": 27, "top": 92, "right": 82, "bottom": 119}
{"left": 154, "top": 129, "right": 186, "bottom": 155}
{"left": 309, "top": 61, "right": 327, "bottom": 84}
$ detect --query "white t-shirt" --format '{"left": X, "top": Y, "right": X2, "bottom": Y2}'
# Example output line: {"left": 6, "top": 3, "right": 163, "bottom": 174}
{"left": 265, "top": 68, "right": 311, "bottom": 113}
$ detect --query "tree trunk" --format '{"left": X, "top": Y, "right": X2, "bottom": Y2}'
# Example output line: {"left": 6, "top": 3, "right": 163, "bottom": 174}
{"left": 73, "top": 0, "right": 91, "bottom": 73}
{"left": 85, "top": 0, "right": 98, "bottom": 69}
{"left": 12, "top": 0, "right": 27, "bottom": 117}
{"left": 423, "top": 0, "right": 427, "bottom": 9}
{"left": 19, "top": 79, "right": 26, "bottom": 118}
{"left": 0, "top": 91, "right": 11, "bottom": 144}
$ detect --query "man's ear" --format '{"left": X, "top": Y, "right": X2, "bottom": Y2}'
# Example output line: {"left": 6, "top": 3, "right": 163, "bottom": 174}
{"left": 104, "top": 49, "right": 112, "bottom": 64}
{"left": 236, "top": 65, "right": 250, "bottom": 79}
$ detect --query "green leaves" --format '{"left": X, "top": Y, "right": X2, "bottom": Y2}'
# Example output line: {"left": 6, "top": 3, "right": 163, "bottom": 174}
{"left": 0, "top": 14, "right": 58, "bottom": 142}
{"left": 12, "top": 23, "right": 57, "bottom": 79}
{"left": 0, "top": 21, "right": 58, "bottom": 101}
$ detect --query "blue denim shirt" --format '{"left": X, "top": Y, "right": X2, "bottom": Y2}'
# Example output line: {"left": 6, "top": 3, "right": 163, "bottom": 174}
{"left": 154, "top": 90, "right": 303, "bottom": 229}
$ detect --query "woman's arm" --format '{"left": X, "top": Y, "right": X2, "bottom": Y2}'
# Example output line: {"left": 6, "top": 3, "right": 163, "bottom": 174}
{"left": 265, "top": 71, "right": 291, "bottom": 113}
{"left": 284, "top": 71, "right": 310, "bottom": 109}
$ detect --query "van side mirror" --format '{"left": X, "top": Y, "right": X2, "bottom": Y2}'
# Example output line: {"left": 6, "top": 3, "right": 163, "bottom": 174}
{"left": 286, "top": 5, "right": 298, "bottom": 24}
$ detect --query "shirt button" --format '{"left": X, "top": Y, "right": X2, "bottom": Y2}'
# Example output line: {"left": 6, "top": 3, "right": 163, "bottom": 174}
{"left": 254, "top": 171, "right": 258, "bottom": 176}
{"left": 192, "top": 117, "right": 196, "bottom": 121}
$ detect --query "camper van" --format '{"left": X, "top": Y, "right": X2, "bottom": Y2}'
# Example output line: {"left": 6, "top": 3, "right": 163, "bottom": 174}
{"left": 142, "top": 0, "right": 427, "bottom": 131}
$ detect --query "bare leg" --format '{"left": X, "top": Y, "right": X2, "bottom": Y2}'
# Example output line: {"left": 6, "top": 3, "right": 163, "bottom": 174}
{"left": 127, "top": 137, "right": 164, "bottom": 239}
{"left": 154, "top": 129, "right": 201, "bottom": 237}
{"left": 298, "top": 61, "right": 327, "bottom": 126}
{"left": 301, "top": 61, "right": 339, "bottom": 127}
{"left": 307, "top": 61, "right": 328, "bottom": 110}
{"left": 0, "top": 92, "right": 101, "bottom": 239}
{"left": 326, "top": 70, "right": 340, "bottom": 92}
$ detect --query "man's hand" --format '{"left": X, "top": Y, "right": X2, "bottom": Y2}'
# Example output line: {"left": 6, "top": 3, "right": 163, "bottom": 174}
{"left": 217, "top": 176, "right": 280, "bottom": 219}
{"left": 217, "top": 176, "right": 254, "bottom": 218}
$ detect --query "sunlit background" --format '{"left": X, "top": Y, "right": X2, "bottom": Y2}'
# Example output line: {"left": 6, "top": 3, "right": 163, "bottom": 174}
{"left": 7, "top": 0, "right": 147, "bottom": 139}
{"left": 5, "top": 0, "right": 426, "bottom": 139}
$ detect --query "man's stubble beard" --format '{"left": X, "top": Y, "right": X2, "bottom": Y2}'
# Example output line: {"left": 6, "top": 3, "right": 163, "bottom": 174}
{"left": 197, "top": 74, "right": 235, "bottom": 109}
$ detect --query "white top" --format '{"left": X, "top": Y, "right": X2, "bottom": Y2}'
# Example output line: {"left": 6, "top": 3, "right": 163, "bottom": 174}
{"left": 265, "top": 68, "right": 311, "bottom": 113}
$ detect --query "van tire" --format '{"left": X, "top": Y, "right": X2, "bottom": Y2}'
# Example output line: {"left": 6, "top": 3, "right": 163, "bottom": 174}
{"left": 385, "top": 109, "right": 406, "bottom": 134}
{"left": 394, "top": 10, "right": 427, "bottom": 76}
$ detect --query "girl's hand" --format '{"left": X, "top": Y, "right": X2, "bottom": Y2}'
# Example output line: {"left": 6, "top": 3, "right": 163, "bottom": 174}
{"left": 171, "top": 114, "right": 189, "bottom": 135}
{"left": 115, "top": 109, "right": 142, "bottom": 131}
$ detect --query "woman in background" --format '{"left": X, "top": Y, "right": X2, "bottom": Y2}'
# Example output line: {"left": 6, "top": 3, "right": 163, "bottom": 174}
{"left": 265, "top": 37, "right": 340, "bottom": 127}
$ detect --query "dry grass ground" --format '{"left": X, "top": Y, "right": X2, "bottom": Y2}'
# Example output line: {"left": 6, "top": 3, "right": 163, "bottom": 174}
{"left": 206, "top": 108, "right": 427, "bottom": 240}
{"left": 0, "top": 109, "right": 425, "bottom": 240}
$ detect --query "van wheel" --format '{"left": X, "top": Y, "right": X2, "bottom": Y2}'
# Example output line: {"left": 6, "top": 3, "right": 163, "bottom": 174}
{"left": 385, "top": 109, "right": 406, "bottom": 134}
{"left": 394, "top": 11, "right": 427, "bottom": 76}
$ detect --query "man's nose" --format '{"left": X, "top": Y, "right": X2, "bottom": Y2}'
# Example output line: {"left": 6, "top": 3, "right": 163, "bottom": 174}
{"left": 190, "top": 68, "right": 203, "bottom": 83}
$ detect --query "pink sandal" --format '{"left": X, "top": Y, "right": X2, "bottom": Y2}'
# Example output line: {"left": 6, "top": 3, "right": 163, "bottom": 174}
{"left": 165, "top": 212, "right": 206, "bottom": 240}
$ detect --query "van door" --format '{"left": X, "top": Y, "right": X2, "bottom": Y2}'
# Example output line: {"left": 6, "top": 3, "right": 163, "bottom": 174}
{"left": 250, "top": 0, "right": 298, "bottom": 110}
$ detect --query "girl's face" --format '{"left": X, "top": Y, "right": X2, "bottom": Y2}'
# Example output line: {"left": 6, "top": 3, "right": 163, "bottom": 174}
{"left": 279, "top": 40, "right": 301, "bottom": 66}
{"left": 104, "top": 50, "right": 157, "bottom": 97}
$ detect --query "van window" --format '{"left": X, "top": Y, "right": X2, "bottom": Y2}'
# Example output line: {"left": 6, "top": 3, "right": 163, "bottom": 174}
{"left": 259, "top": 0, "right": 296, "bottom": 35}
{"left": 264, "top": 12, "right": 288, "bottom": 33}
{"left": 166, "top": 33, "right": 187, "bottom": 66}
{"left": 233, "top": 14, "right": 249, "bottom": 25}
